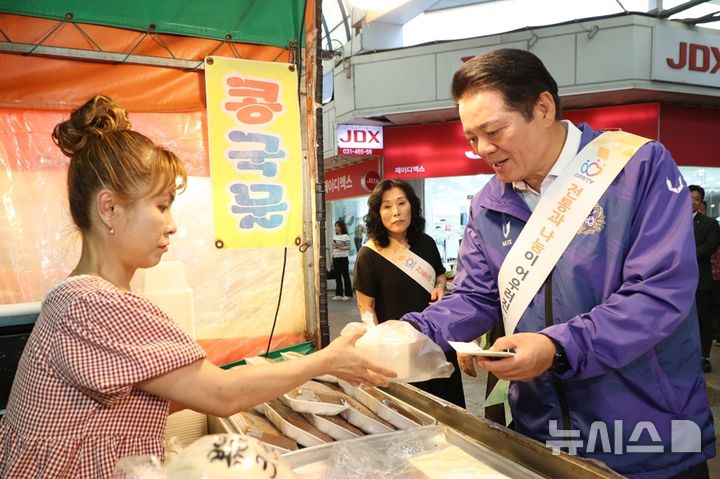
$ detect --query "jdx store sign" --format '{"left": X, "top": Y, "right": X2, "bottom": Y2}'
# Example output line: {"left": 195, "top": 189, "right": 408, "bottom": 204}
{"left": 336, "top": 124, "right": 383, "bottom": 156}
{"left": 325, "top": 158, "right": 381, "bottom": 201}
{"left": 653, "top": 24, "right": 720, "bottom": 87}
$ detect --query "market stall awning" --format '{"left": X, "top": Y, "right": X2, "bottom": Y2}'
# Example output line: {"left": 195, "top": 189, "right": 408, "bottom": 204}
{"left": 0, "top": 0, "right": 314, "bottom": 111}
{"left": 0, "top": 0, "right": 307, "bottom": 46}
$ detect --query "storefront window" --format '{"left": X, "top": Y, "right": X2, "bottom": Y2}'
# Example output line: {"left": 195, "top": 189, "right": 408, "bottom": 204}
{"left": 424, "top": 175, "right": 494, "bottom": 268}
{"left": 680, "top": 166, "right": 720, "bottom": 219}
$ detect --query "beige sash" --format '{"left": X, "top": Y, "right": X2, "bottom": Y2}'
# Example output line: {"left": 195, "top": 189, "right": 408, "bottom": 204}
{"left": 365, "top": 238, "right": 435, "bottom": 293}
{"left": 498, "top": 131, "right": 651, "bottom": 335}
{"left": 485, "top": 131, "right": 651, "bottom": 426}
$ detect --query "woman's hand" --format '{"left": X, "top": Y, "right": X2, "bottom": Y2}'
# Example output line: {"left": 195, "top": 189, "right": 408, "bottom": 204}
{"left": 430, "top": 285, "right": 445, "bottom": 302}
{"left": 324, "top": 327, "right": 397, "bottom": 387}
{"left": 430, "top": 274, "right": 446, "bottom": 303}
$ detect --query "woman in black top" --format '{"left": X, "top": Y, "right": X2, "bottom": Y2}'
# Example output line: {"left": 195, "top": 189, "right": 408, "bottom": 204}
{"left": 353, "top": 179, "right": 465, "bottom": 407}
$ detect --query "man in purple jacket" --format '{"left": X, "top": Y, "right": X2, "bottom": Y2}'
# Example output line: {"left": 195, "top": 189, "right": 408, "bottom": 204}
{"left": 402, "top": 49, "right": 714, "bottom": 478}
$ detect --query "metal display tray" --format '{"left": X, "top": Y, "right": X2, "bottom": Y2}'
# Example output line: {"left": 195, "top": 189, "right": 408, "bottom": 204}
{"left": 283, "top": 425, "right": 545, "bottom": 478}
{"left": 351, "top": 385, "right": 437, "bottom": 429}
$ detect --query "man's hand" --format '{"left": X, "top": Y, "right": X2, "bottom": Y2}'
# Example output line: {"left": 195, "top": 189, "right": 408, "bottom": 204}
{"left": 474, "top": 333, "right": 556, "bottom": 382}
{"left": 458, "top": 353, "right": 477, "bottom": 377}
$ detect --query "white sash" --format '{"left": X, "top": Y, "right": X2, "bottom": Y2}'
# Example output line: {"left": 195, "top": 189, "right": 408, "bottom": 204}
{"left": 365, "top": 238, "right": 436, "bottom": 293}
{"left": 498, "top": 131, "right": 650, "bottom": 335}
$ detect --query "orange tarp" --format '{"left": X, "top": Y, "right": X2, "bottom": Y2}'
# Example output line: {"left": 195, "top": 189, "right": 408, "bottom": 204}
{"left": 0, "top": 13, "right": 292, "bottom": 112}
{"left": 1, "top": 1, "right": 321, "bottom": 363}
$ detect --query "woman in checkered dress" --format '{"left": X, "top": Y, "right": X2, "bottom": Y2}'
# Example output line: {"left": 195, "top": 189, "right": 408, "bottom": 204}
{"left": 0, "top": 95, "right": 395, "bottom": 478}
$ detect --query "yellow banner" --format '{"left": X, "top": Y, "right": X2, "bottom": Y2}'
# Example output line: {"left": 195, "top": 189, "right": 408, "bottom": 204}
{"left": 205, "top": 57, "right": 303, "bottom": 248}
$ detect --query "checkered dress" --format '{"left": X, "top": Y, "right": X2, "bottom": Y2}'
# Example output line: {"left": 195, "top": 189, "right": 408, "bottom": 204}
{"left": 0, "top": 275, "right": 206, "bottom": 478}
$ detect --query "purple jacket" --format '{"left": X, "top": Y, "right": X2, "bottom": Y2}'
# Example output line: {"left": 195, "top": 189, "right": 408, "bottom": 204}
{"left": 404, "top": 124, "right": 715, "bottom": 478}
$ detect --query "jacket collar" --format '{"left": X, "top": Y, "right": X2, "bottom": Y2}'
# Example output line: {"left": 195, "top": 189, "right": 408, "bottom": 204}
{"left": 478, "top": 123, "right": 600, "bottom": 221}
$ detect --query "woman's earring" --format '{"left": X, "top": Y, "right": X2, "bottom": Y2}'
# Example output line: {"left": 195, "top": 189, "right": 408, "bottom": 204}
{"left": 109, "top": 227, "right": 115, "bottom": 235}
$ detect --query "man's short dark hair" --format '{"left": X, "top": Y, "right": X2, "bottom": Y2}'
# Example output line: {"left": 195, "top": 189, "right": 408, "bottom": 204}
{"left": 689, "top": 184, "right": 705, "bottom": 200}
{"left": 451, "top": 48, "right": 562, "bottom": 121}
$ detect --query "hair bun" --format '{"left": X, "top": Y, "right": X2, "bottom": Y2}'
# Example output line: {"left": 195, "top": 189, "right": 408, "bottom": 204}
{"left": 52, "top": 94, "right": 131, "bottom": 156}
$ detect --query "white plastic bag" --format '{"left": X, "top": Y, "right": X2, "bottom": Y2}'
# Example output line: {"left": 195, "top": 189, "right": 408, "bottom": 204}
{"left": 167, "top": 433, "right": 297, "bottom": 478}
{"left": 342, "top": 320, "right": 454, "bottom": 383}
{"left": 112, "top": 455, "right": 165, "bottom": 479}
{"left": 113, "top": 433, "right": 298, "bottom": 479}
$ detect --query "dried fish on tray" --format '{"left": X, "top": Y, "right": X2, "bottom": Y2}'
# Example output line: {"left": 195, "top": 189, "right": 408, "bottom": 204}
{"left": 296, "top": 380, "right": 337, "bottom": 394}
{"left": 283, "top": 425, "right": 545, "bottom": 479}
{"left": 340, "top": 395, "right": 396, "bottom": 435}
{"left": 259, "top": 399, "right": 335, "bottom": 448}
{"left": 302, "top": 413, "right": 365, "bottom": 441}
{"left": 341, "top": 383, "right": 434, "bottom": 430}
{"left": 227, "top": 410, "right": 298, "bottom": 453}
{"left": 320, "top": 382, "right": 396, "bottom": 434}
{"left": 281, "top": 387, "right": 349, "bottom": 415}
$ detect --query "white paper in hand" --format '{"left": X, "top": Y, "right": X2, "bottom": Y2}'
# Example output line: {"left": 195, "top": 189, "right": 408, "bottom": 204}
{"left": 448, "top": 340, "right": 515, "bottom": 358}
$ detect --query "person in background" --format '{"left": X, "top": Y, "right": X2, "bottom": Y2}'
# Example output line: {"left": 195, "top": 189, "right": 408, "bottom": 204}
{"left": 0, "top": 95, "right": 395, "bottom": 479}
{"left": 339, "top": 205, "right": 355, "bottom": 228}
{"left": 354, "top": 221, "right": 367, "bottom": 254}
{"left": 332, "top": 220, "right": 353, "bottom": 300}
{"left": 689, "top": 186, "right": 720, "bottom": 373}
{"left": 354, "top": 179, "right": 466, "bottom": 407}
{"left": 401, "top": 49, "right": 714, "bottom": 478}
{"left": 704, "top": 201, "right": 720, "bottom": 347}
{"left": 713, "top": 247, "right": 720, "bottom": 346}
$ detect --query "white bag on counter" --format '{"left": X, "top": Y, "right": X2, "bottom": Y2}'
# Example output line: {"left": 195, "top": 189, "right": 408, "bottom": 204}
{"left": 341, "top": 320, "right": 454, "bottom": 383}
{"left": 113, "top": 433, "right": 297, "bottom": 478}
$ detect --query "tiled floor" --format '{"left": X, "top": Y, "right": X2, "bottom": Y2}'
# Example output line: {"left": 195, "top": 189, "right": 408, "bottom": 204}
{"left": 326, "top": 296, "right": 720, "bottom": 477}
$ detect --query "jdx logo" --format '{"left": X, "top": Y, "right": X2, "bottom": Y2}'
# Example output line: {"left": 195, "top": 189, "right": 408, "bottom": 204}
{"left": 337, "top": 125, "right": 383, "bottom": 147}
{"left": 667, "top": 41, "right": 720, "bottom": 74}
{"left": 338, "top": 129, "right": 381, "bottom": 144}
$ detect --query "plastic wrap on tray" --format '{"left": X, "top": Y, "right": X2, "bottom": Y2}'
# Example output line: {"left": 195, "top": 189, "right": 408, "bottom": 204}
{"left": 280, "top": 351, "right": 339, "bottom": 383}
{"left": 408, "top": 445, "right": 512, "bottom": 478}
{"left": 302, "top": 413, "right": 365, "bottom": 441}
{"left": 227, "top": 410, "right": 298, "bottom": 453}
{"left": 284, "top": 426, "right": 545, "bottom": 479}
{"left": 259, "top": 399, "right": 334, "bottom": 448}
{"left": 341, "top": 383, "right": 424, "bottom": 430}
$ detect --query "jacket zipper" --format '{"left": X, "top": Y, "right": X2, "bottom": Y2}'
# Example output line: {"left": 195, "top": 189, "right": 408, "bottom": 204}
{"left": 545, "top": 273, "right": 572, "bottom": 435}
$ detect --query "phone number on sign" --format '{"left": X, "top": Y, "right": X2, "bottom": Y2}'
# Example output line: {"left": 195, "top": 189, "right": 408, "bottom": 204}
{"left": 341, "top": 148, "right": 375, "bottom": 155}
